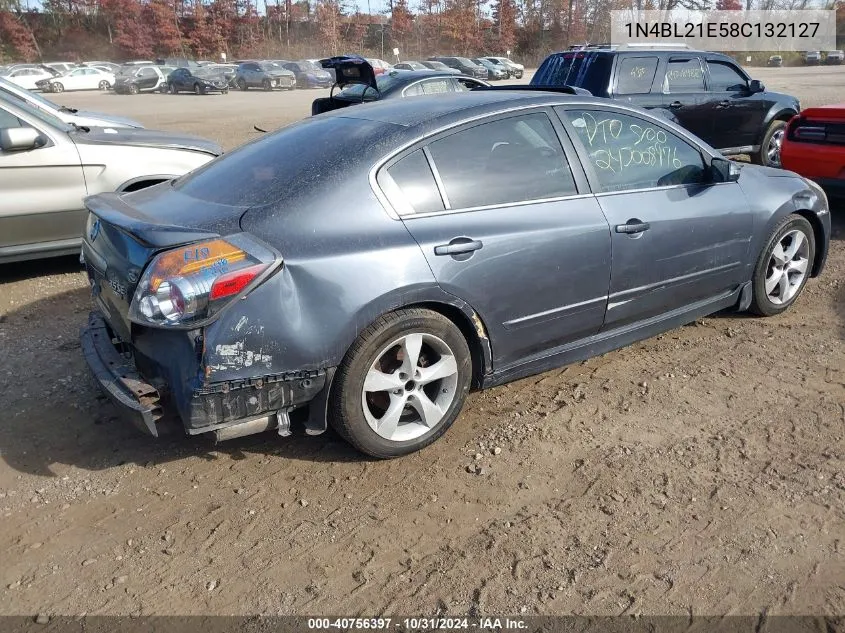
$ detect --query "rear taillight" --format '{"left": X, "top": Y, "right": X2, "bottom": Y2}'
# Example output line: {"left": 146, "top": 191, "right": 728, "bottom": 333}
{"left": 129, "top": 234, "right": 281, "bottom": 328}
{"left": 788, "top": 118, "right": 845, "bottom": 144}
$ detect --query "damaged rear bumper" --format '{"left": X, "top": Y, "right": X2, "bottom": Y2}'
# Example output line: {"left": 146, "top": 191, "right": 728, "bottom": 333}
{"left": 81, "top": 310, "right": 330, "bottom": 438}
{"left": 81, "top": 311, "right": 164, "bottom": 436}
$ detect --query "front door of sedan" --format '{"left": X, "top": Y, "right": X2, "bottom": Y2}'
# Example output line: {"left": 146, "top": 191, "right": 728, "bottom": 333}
{"left": 169, "top": 69, "right": 189, "bottom": 91}
{"left": 557, "top": 107, "right": 753, "bottom": 330}
{"left": 379, "top": 110, "right": 612, "bottom": 367}
{"left": 0, "top": 105, "right": 86, "bottom": 256}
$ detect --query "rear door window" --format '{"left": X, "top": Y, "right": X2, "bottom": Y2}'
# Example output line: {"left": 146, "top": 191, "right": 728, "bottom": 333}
{"left": 662, "top": 59, "right": 705, "bottom": 93}
{"left": 615, "top": 57, "right": 658, "bottom": 95}
{"left": 424, "top": 112, "right": 577, "bottom": 209}
{"left": 706, "top": 61, "right": 747, "bottom": 92}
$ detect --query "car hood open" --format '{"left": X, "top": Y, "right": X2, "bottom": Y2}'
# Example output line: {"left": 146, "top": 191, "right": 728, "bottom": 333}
{"left": 71, "top": 127, "right": 223, "bottom": 156}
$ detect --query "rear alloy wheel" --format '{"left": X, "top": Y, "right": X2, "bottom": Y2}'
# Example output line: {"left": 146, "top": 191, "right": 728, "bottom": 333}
{"left": 98, "top": 80, "right": 110, "bottom": 90}
{"left": 753, "top": 120, "right": 786, "bottom": 167}
{"left": 749, "top": 214, "right": 815, "bottom": 316}
{"left": 329, "top": 308, "right": 472, "bottom": 458}
{"left": 52, "top": 82, "right": 64, "bottom": 93}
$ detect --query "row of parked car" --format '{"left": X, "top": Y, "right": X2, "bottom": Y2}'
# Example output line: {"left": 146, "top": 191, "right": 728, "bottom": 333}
{"left": 0, "top": 55, "right": 525, "bottom": 96}
{"left": 766, "top": 50, "right": 845, "bottom": 67}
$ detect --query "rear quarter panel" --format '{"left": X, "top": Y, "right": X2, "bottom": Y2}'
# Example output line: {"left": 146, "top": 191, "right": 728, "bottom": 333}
{"left": 204, "top": 186, "right": 447, "bottom": 382}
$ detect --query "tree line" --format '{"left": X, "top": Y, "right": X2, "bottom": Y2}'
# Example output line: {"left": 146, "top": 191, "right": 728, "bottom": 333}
{"left": 0, "top": 0, "right": 840, "bottom": 67}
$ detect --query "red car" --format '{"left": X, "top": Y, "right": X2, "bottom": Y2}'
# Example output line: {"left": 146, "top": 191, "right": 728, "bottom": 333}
{"left": 781, "top": 104, "right": 845, "bottom": 197}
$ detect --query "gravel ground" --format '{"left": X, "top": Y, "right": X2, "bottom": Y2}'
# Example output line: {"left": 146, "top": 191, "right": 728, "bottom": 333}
{"left": 0, "top": 66, "right": 843, "bottom": 617}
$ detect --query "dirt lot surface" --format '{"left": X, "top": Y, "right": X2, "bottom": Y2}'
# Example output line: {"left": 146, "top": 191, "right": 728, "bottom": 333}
{"left": 1, "top": 66, "right": 843, "bottom": 617}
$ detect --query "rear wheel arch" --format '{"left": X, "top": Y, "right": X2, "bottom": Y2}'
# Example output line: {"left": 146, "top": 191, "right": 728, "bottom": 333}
{"left": 402, "top": 301, "right": 492, "bottom": 389}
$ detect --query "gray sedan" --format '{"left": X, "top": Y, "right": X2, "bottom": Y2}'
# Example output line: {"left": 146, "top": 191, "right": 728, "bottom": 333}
{"left": 80, "top": 91, "right": 830, "bottom": 458}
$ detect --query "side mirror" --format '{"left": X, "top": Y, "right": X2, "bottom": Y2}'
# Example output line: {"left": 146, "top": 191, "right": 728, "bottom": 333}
{"left": 0, "top": 127, "right": 44, "bottom": 152}
{"left": 710, "top": 157, "right": 741, "bottom": 183}
{"left": 748, "top": 79, "right": 765, "bottom": 93}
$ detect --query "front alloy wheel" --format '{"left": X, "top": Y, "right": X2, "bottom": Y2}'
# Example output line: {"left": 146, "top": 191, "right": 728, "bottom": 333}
{"left": 52, "top": 82, "right": 64, "bottom": 93}
{"left": 329, "top": 308, "right": 472, "bottom": 458}
{"left": 98, "top": 80, "right": 110, "bottom": 90}
{"left": 750, "top": 214, "right": 815, "bottom": 316}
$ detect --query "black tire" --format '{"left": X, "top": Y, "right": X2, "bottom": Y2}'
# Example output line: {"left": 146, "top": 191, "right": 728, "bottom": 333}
{"left": 168, "top": 83, "right": 177, "bottom": 94}
{"left": 222, "top": 88, "right": 229, "bottom": 94}
{"left": 262, "top": 79, "right": 272, "bottom": 91}
{"left": 752, "top": 119, "right": 787, "bottom": 167}
{"left": 749, "top": 214, "right": 815, "bottom": 317}
{"left": 328, "top": 308, "right": 472, "bottom": 458}
{"left": 237, "top": 78, "right": 248, "bottom": 91}
{"left": 194, "top": 83, "right": 205, "bottom": 95}
{"left": 128, "top": 83, "right": 139, "bottom": 95}
{"left": 52, "top": 82, "right": 64, "bottom": 93}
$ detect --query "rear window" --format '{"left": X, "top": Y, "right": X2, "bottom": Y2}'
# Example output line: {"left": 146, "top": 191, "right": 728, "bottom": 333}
{"left": 531, "top": 52, "right": 613, "bottom": 96}
{"left": 173, "top": 116, "right": 399, "bottom": 207}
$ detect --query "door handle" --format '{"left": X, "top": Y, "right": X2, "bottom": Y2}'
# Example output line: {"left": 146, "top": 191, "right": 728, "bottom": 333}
{"left": 668, "top": 101, "right": 683, "bottom": 109}
{"left": 716, "top": 100, "right": 731, "bottom": 108}
{"left": 615, "top": 221, "right": 651, "bottom": 234}
{"left": 434, "top": 239, "right": 483, "bottom": 256}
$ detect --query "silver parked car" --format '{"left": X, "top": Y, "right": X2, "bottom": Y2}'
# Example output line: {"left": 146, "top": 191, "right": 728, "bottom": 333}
{"left": 0, "top": 76, "right": 144, "bottom": 129}
{"left": 0, "top": 91, "right": 222, "bottom": 263}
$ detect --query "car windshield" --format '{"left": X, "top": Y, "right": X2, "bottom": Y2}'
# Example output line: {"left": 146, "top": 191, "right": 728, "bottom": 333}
{"left": 117, "top": 66, "right": 139, "bottom": 76}
{"left": 259, "top": 62, "right": 282, "bottom": 71}
{"left": 300, "top": 60, "right": 321, "bottom": 71}
{"left": 427, "top": 61, "right": 448, "bottom": 69}
{"left": 1, "top": 91, "right": 72, "bottom": 132}
{"left": 335, "top": 72, "right": 404, "bottom": 100}
{"left": 532, "top": 52, "right": 613, "bottom": 95}
{"left": 455, "top": 57, "right": 475, "bottom": 66}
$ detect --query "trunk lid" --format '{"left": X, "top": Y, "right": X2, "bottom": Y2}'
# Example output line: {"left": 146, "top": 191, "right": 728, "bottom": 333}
{"left": 82, "top": 184, "right": 249, "bottom": 340}
{"left": 319, "top": 55, "right": 377, "bottom": 91}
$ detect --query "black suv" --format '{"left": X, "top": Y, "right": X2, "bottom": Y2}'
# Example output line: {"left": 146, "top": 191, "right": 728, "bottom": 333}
{"left": 532, "top": 48, "right": 800, "bottom": 167}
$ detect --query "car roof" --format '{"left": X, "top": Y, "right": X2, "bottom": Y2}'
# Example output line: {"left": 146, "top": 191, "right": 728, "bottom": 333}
{"left": 322, "top": 90, "right": 615, "bottom": 130}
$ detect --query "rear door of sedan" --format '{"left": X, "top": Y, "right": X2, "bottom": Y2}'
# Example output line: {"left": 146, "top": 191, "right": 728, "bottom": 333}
{"left": 556, "top": 105, "right": 753, "bottom": 330}
{"left": 377, "top": 108, "right": 612, "bottom": 368}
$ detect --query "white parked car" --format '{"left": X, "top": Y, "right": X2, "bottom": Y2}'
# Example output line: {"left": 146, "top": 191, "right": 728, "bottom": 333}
{"left": 1, "top": 67, "right": 55, "bottom": 90}
{"left": 0, "top": 76, "right": 144, "bottom": 128}
{"left": 40, "top": 67, "right": 115, "bottom": 93}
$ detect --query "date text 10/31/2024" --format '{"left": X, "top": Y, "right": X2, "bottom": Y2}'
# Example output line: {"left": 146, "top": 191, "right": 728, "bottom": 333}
{"left": 307, "top": 618, "right": 529, "bottom": 630}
